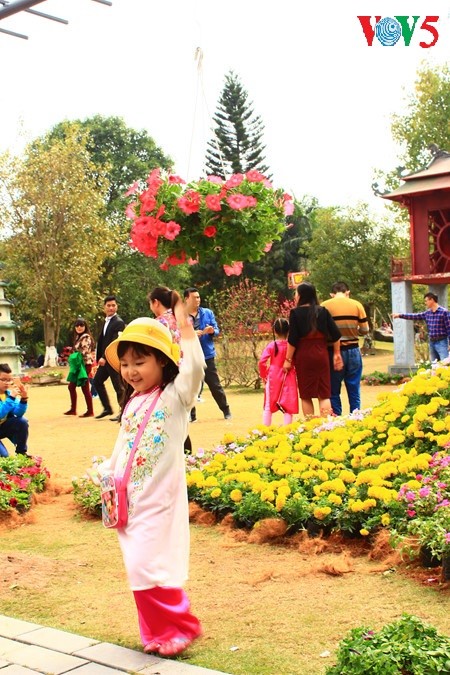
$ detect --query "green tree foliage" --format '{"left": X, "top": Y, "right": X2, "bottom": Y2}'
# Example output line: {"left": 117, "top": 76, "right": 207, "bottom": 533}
{"left": 50, "top": 115, "right": 172, "bottom": 221}
{"left": 391, "top": 64, "right": 450, "bottom": 172}
{"left": 205, "top": 71, "right": 269, "bottom": 178}
{"left": 48, "top": 116, "right": 174, "bottom": 316}
{"left": 0, "top": 129, "right": 116, "bottom": 348}
{"left": 305, "top": 205, "right": 408, "bottom": 323}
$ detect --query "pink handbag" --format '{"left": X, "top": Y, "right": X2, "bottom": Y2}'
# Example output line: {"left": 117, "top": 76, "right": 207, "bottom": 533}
{"left": 101, "top": 390, "right": 161, "bottom": 529}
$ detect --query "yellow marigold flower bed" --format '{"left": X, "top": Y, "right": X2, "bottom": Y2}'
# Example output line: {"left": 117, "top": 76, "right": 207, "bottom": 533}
{"left": 186, "top": 363, "right": 450, "bottom": 535}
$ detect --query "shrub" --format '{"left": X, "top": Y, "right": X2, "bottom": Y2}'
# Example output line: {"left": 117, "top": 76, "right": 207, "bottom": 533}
{"left": 326, "top": 614, "right": 450, "bottom": 674}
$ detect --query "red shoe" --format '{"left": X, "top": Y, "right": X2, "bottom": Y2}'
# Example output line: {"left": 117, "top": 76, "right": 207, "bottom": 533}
{"left": 79, "top": 412, "right": 94, "bottom": 418}
{"left": 63, "top": 410, "right": 76, "bottom": 416}
{"left": 158, "top": 637, "right": 192, "bottom": 657}
{"left": 144, "top": 640, "right": 161, "bottom": 653}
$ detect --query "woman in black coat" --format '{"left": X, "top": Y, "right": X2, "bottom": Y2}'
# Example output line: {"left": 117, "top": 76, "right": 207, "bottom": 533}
{"left": 284, "top": 282, "right": 343, "bottom": 417}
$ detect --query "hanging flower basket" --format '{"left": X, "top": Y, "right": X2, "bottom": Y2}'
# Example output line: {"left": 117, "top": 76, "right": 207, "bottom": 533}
{"left": 125, "top": 169, "right": 294, "bottom": 275}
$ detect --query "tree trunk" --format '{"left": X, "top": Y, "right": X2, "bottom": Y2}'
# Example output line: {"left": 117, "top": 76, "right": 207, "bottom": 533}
{"left": 43, "top": 314, "right": 58, "bottom": 366}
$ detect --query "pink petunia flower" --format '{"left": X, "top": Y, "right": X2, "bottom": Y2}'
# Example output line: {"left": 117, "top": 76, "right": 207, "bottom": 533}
{"left": 445, "top": 532, "right": 450, "bottom": 543}
{"left": 418, "top": 487, "right": 431, "bottom": 498}
{"left": 203, "top": 226, "right": 217, "bottom": 238}
{"left": 188, "top": 257, "right": 199, "bottom": 266}
{"left": 125, "top": 181, "right": 140, "bottom": 197}
{"left": 207, "top": 175, "right": 223, "bottom": 184}
{"left": 168, "top": 174, "right": 186, "bottom": 184}
{"left": 284, "top": 200, "right": 295, "bottom": 216}
{"left": 263, "top": 242, "right": 273, "bottom": 252}
{"left": 246, "top": 196, "right": 257, "bottom": 207}
{"left": 205, "top": 194, "right": 222, "bottom": 211}
{"left": 223, "top": 261, "right": 243, "bottom": 276}
{"left": 147, "top": 217, "right": 167, "bottom": 238}
{"left": 164, "top": 221, "right": 181, "bottom": 241}
{"left": 227, "top": 193, "right": 249, "bottom": 211}
{"left": 245, "top": 169, "right": 266, "bottom": 183}
{"left": 406, "top": 509, "right": 416, "bottom": 517}
{"left": 224, "top": 173, "right": 244, "bottom": 189}
{"left": 125, "top": 202, "right": 137, "bottom": 220}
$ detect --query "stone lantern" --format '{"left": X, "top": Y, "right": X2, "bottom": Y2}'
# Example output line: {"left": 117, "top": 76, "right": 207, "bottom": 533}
{"left": 381, "top": 145, "right": 450, "bottom": 372}
{"left": 0, "top": 280, "right": 23, "bottom": 375}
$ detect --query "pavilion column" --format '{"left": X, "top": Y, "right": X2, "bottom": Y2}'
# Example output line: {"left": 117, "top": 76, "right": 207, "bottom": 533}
{"left": 390, "top": 280, "right": 415, "bottom": 373}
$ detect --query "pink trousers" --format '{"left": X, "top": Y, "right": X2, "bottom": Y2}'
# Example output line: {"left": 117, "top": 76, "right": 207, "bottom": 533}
{"left": 133, "top": 586, "right": 202, "bottom": 647}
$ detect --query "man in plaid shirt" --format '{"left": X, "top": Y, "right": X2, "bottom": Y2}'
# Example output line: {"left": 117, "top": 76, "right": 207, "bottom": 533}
{"left": 393, "top": 292, "right": 450, "bottom": 362}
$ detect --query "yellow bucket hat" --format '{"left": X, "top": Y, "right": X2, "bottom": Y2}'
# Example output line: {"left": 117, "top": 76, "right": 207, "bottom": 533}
{"left": 105, "top": 317, "right": 181, "bottom": 372}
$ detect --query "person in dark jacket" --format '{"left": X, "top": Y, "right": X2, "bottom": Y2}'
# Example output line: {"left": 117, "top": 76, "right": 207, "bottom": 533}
{"left": 183, "top": 288, "right": 231, "bottom": 421}
{"left": 283, "top": 282, "right": 343, "bottom": 418}
{"left": 93, "top": 295, "right": 125, "bottom": 420}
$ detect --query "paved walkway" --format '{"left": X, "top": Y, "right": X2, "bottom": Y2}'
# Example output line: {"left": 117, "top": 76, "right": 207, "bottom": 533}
{"left": 0, "top": 616, "right": 229, "bottom": 675}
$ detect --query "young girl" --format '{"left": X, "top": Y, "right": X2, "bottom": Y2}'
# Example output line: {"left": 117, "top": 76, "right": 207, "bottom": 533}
{"left": 258, "top": 318, "right": 298, "bottom": 425}
{"left": 64, "top": 318, "right": 96, "bottom": 417}
{"left": 98, "top": 302, "right": 205, "bottom": 657}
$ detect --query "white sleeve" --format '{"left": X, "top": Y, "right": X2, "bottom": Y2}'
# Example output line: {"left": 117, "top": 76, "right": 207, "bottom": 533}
{"left": 173, "top": 336, "right": 206, "bottom": 409}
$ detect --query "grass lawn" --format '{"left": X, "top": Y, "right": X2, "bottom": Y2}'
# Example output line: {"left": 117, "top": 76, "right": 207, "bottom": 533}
{"left": 0, "top": 348, "right": 448, "bottom": 675}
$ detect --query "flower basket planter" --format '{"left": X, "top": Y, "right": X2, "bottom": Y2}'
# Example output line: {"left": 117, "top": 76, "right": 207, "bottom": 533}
{"left": 125, "top": 169, "right": 293, "bottom": 273}
{"left": 31, "top": 375, "right": 63, "bottom": 386}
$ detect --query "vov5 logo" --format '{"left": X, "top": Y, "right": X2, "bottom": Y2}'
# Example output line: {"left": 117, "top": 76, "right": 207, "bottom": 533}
{"left": 358, "top": 16, "right": 439, "bottom": 47}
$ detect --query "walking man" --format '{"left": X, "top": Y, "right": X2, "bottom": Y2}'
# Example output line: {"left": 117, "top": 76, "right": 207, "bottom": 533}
{"left": 322, "top": 281, "right": 369, "bottom": 415}
{"left": 393, "top": 292, "right": 450, "bottom": 362}
{"left": 93, "top": 295, "right": 125, "bottom": 420}
{"left": 184, "top": 287, "right": 231, "bottom": 420}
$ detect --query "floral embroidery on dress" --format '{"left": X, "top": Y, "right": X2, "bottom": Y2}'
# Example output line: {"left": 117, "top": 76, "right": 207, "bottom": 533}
{"left": 120, "top": 401, "right": 170, "bottom": 516}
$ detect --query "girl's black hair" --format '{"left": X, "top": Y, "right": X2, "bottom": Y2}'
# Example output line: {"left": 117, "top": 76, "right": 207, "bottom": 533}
{"left": 147, "top": 286, "right": 181, "bottom": 311}
{"left": 117, "top": 340, "right": 179, "bottom": 410}
{"left": 272, "top": 318, "right": 289, "bottom": 356}
{"left": 296, "top": 282, "right": 320, "bottom": 333}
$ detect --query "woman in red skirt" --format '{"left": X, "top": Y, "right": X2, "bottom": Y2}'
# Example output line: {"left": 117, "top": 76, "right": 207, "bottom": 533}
{"left": 284, "top": 282, "right": 343, "bottom": 417}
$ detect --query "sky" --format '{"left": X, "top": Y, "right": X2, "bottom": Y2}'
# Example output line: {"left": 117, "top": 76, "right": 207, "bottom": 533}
{"left": 1, "top": 0, "right": 449, "bottom": 214}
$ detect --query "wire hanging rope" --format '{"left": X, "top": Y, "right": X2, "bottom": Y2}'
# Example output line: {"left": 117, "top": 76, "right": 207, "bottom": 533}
{"left": 186, "top": 46, "right": 227, "bottom": 181}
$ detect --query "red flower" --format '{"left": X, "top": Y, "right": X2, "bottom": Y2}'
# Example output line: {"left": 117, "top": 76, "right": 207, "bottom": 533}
{"left": 226, "top": 193, "right": 248, "bottom": 211}
{"left": 9, "top": 497, "right": 18, "bottom": 507}
{"left": 245, "top": 170, "right": 266, "bottom": 183}
{"left": 164, "top": 221, "right": 181, "bottom": 241}
{"left": 167, "top": 251, "right": 186, "bottom": 266}
{"left": 205, "top": 194, "right": 222, "bottom": 211}
{"left": 146, "top": 168, "right": 163, "bottom": 193}
{"left": 168, "top": 174, "right": 186, "bottom": 184}
{"left": 188, "top": 257, "right": 199, "bottom": 266}
{"left": 136, "top": 456, "right": 145, "bottom": 466}
{"left": 130, "top": 222, "right": 158, "bottom": 258}
{"left": 148, "top": 218, "right": 167, "bottom": 238}
{"left": 139, "top": 189, "right": 157, "bottom": 213}
{"left": 203, "top": 226, "right": 217, "bottom": 238}
{"left": 178, "top": 190, "right": 200, "bottom": 215}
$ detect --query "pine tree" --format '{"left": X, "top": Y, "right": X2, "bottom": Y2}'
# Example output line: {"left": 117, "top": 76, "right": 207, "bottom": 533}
{"left": 205, "top": 71, "right": 270, "bottom": 178}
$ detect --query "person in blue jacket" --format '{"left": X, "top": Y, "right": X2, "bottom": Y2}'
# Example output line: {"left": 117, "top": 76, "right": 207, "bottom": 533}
{"left": 0, "top": 363, "right": 29, "bottom": 457}
{"left": 184, "top": 288, "right": 231, "bottom": 421}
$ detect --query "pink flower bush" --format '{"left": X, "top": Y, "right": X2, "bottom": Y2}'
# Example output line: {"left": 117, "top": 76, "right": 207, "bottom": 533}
{"left": 125, "top": 168, "right": 293, "bottom": 273}
{"left": 396, "top": 450, "right": 450, "bottom": 558}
